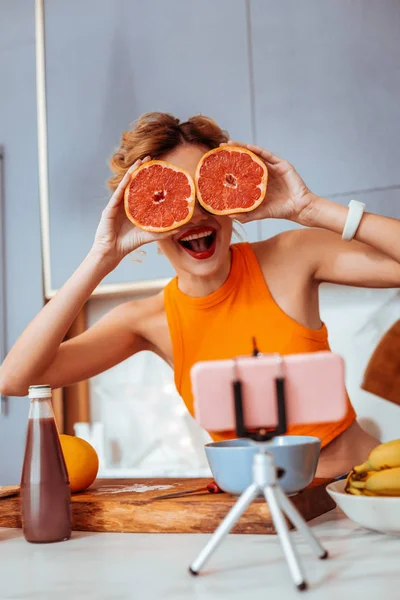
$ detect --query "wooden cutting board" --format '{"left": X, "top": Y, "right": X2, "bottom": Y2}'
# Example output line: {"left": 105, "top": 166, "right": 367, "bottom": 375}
{"left": 0, "top": 478, "right": 336, "bottom": 534}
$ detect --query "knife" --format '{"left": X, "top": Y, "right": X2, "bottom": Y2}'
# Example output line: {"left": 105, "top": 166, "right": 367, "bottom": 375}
{"left": 153, "top": 472, "right": 349, "bottom": 501}
{"left": 153, "top": 481, "right": 223, "bottom": 501}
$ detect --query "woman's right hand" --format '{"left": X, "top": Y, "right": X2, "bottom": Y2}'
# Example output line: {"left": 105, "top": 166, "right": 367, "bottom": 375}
{"left": 92, "top": 157, "right": 172, "bottom": 265}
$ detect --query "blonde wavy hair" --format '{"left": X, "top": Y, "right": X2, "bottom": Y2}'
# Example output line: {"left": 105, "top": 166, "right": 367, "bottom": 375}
{"left": 108, "top": 112, "right": 229, "bottom": 192}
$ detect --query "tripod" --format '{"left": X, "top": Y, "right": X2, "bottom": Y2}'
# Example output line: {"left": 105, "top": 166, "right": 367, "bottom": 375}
{"left": 189, "top": 443, "right": 328, "bottom": 591}
{"left": 189, "top": 353, "right": 329, "bottom": 592}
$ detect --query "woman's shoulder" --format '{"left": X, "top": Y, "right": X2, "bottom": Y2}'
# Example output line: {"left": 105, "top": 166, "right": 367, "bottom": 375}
{"left": 250, "top": 227, "right": 328, "bottom": 266}
{"left": 248, "top": 228, "right": 327, "bottom": 287}
{"left": 112, "top": 292, "right": 165, "bottom": 335}
{"left": 250, "top": 228, "right": 301, "bottom": 261}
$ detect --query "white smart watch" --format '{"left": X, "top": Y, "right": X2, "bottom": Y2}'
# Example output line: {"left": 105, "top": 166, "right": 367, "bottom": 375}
{"left": 342, "top": 200, "right": 366, "bottom": 241}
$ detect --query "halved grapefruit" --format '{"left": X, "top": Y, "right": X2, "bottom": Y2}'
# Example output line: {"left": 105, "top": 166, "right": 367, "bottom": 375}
{"left": 195, "top": 146, "right": 268, "bottom": 215}
{"left": 124, "top": 160, "right": 196, "bottom": 232}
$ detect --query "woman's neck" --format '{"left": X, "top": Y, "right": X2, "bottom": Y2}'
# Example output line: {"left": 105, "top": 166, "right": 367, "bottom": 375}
{"left": 176, "top": 254, "right": 232, "bottom": 298}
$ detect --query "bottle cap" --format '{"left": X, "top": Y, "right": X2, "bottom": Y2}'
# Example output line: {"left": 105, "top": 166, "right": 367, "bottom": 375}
{"left": 28, "top": 385, "right": 52, "bottom": 399}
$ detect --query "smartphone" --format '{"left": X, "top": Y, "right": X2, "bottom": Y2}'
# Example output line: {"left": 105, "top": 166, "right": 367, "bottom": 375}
{"left": 190, "top": 351, "right": 348, "bottom": 432}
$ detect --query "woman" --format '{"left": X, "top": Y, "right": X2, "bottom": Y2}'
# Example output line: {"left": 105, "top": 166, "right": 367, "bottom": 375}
{"left": 0, "top": 112, "right": 396, "bottom": 478}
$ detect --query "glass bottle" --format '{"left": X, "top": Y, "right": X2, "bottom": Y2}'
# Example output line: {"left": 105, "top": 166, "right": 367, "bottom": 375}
{"left": 20, "top": 385, "right": 71, "bottom": 543}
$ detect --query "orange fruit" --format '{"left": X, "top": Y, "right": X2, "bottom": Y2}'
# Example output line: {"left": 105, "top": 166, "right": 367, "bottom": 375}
{"left": 195, "top": 146, "right": 268, "bottom": 215}
{"left": 124, "top": 160, "right": 196, "bottom": 232}
{"left": 59, "top": 434, "right": 99, "bottom": 493}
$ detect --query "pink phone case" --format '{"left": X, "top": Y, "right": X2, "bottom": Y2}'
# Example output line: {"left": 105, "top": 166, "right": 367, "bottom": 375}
{"left": 191, "top": 351, "right": 348, "bottom": 432}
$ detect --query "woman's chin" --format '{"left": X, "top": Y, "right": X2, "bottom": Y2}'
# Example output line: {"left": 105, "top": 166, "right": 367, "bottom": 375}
{"left": 183, "top": 255, "right": 221, "bottom": 276}
{"left": 176, "top": 245, "right": 227, "bottom": 276}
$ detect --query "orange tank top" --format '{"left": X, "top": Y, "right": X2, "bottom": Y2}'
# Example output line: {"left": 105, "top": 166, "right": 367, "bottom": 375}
{"left": 164, "top": 242, "right": 356, "bottom": 448}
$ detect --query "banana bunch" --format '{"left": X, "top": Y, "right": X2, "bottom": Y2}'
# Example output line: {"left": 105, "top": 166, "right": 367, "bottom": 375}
{"left": 345, "top": 439, "right": 400, "bottom": 497}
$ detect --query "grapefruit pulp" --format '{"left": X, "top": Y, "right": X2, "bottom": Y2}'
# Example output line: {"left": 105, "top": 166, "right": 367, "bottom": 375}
{"left": 195, "top": 146, "right": 268, "bottom": 215}
{"left": 124, "top": 160, "right": 196, "bottom": 232}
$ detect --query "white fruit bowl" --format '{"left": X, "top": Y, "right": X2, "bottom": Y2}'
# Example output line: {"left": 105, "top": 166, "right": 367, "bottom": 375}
{"left": 326, "top": 479, "right": 400, "bottom": 534}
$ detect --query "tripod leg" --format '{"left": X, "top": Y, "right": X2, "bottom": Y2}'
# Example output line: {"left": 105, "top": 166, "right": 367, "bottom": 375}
{"left": 264, "top": 486, "right": 308, "bottom": 591}
{"left": 274, "top": 486, "right": 328, "bottom": 559}
{"left": 189, "top": 482, "right": 259, "bottom": 576}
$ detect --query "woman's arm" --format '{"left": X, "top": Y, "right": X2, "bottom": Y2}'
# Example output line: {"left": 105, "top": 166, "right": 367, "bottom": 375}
{"left": 274, "top": 227, "right": 400, "bottom": 288}
{"left": 0, "top": 157, "right": 168, "bottom": 396}
{"left": 0, "top": 250, "right": 150, "bottom": 396}
{"left": 223, "top": 141, "right": 400, "bottom": 288}
{"left": 300, "top": 198, "right": 400, "bottom": 285}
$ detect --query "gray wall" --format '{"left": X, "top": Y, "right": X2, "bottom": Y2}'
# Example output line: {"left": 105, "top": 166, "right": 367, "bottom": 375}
{"left": 0, "top": 0, "right": 399, "bottom": 482}
{"left": 0, "top": 0, "right": 44, "bottom": 484}
{"left": 43, "top": 0, "right": 400, "bottom": 291}
{"left": 44, "top": 0, "right": 259, "bottom": 290}
{"left": 253, "top": 0, "right": 400, "bottom": 241}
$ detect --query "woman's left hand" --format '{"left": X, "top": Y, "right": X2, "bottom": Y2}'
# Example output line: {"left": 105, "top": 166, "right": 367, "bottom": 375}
{"left": 222, "top": 141, "right": 314, "bottom": 224}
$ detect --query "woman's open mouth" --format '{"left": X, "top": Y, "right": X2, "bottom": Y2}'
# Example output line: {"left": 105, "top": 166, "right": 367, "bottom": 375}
{"left": 178, "top": 227, "right": 217, "bottom": 260}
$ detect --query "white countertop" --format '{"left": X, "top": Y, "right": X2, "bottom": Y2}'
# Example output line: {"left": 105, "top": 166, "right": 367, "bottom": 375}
{"left": 0, "top": 507, "right": 399, "bottom": 600}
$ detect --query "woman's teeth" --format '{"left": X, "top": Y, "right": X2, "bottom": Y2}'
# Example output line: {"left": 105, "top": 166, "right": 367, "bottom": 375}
{"left": 179, "top": 231, "right": 213, "bottom": 242}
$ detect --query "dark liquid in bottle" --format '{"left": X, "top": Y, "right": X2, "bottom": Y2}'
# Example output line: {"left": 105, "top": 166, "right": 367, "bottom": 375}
{"left": 21, "top": 417, "right": 71, "bottom": 543}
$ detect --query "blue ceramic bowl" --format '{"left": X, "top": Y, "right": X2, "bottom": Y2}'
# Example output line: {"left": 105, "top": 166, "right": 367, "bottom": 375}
{"left": 205, "top": 436, "right": 321, "bottom": 495}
